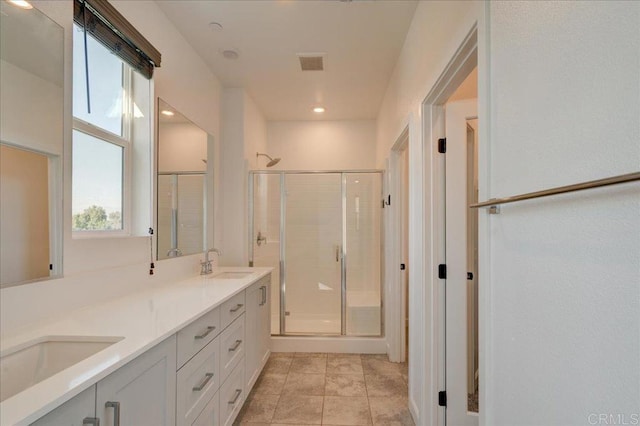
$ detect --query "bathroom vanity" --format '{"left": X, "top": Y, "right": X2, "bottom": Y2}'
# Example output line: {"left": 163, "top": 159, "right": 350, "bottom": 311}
{"left": 0, "top": 268, "right": 272, "bottom": 426}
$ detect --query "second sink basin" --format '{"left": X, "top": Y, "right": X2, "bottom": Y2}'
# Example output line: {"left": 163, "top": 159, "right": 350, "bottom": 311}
{"left": 0, "top": 335, "right": 123, "bottom": 402}
{"left": 211, "top": 271, "right": 252, "bottom": 279}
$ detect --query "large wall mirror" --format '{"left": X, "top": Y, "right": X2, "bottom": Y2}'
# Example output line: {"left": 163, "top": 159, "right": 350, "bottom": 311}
{"left": 0, "top": 2, "right": 64, "bottom": 287}
{"left": 156, "top": 99, "right": 213, "bottom": 260}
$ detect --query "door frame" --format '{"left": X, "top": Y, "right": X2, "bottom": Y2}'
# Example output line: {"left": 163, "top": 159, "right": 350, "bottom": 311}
{"left": 419, "top": 17, "right": 491, "bottom": 425}
{"left": 387, "top": 128, "right": 409, "bottom": 362}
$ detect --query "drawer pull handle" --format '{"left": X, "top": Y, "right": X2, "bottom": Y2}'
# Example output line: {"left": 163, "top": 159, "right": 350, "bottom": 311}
{"left": 229, "top": 339, "right": 243, "bottom": 352}
{"left": 230, "top": 303, "right": 244, "bottom": 313}
{"left": 194, "top": 326, "right": 216, "bottom": 340}
{"left": 259, "top": 286, "right": 266, "bottom": 306}
{"left": 228, "top": 389, "right": 242, "bottom": 404}
{"left": 83, "top": 418, "right": 100, "bottom": 426}
{"left": 105, "top": 401, "right": 120, "bottom": 426}
{"left": 192, "top": 373, "right": 214, "bottom": 392}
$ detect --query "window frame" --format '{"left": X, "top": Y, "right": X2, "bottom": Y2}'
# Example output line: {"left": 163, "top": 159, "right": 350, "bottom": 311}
{"left": 72, "top": 58, "right": 134, "bottom": 238}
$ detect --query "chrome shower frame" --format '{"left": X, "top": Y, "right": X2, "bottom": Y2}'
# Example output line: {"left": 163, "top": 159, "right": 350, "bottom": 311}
{"left": 248, "top": 169, "right": 385, "bottom": 338}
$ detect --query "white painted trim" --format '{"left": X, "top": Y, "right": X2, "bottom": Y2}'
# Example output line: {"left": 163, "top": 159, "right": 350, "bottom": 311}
{"left": 271, "top": 336, "right": 387, "bottom": 354}
{"left": 387, "top": 128, "right": 409, "bottom": 363}
{"left": 418, "top": 19, "right": 484, "bottom": 426}
{"left": 476, "top": 3, "right": 492, "bottom": 425}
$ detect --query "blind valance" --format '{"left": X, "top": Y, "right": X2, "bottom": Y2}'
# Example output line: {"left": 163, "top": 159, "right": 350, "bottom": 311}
{"left": 73, "top": 0, "right": 161, "bottom": 79}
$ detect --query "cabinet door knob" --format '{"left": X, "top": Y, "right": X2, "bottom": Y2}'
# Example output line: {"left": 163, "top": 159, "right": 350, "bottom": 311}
{"left": 105, "top": 401, "right": 120, "bottom": 426}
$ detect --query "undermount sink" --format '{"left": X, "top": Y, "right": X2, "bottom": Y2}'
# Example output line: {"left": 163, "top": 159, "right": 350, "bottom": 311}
{"left": 0, "top": 335, "right": 123, "bottom": 402}
{"left": 211, "top": 271, "right": 252, "bottom": 280}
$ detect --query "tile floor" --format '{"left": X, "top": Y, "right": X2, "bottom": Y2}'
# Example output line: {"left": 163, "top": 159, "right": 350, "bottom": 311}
{"left": 234, "top": 352, "right": 414, "bottom": 426}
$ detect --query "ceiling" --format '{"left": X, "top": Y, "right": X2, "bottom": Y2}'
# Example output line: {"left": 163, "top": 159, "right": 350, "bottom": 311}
{"left": 156, "top": 0, "right": 418, "bottom": 121}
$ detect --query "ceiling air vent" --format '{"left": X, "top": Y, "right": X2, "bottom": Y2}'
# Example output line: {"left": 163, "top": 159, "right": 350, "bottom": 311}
{"left": 298, "top": 55, "right": 325, "bottom": 71}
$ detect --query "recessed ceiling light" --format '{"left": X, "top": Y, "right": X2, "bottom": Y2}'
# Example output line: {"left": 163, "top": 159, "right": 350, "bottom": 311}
{"left": 161, "top": 110, "right": 174, "bottom": 116}
{"left": 7, "top": 0, "right": 33, "bottom": 9}
{"left": 221, "top": 49, "right": 239, "bottom": 60}
{"left": 313, "top": 107, "right": 325, "bottom": 113}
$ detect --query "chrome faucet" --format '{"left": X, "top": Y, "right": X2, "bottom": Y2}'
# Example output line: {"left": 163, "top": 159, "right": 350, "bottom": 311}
{"left": 200, "top": 248, "right": 222, "bottom": 275}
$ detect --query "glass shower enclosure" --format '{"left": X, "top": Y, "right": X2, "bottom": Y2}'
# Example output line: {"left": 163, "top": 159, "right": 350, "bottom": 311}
{"left": 249, "top": 171, "right": 383, "bottom": 336}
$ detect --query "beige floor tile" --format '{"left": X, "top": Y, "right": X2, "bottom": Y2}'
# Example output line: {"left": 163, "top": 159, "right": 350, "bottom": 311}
{"left": 282, "top": 373, "right": 325, "bottom": 396}
{"left": 270, "top": 352, "right": 295, "bottom": 358}
{"left": 368, "top": 396, "right": 415, "bottom": 426}
{"left": 365, "top": 374, "right": 407, "bottom": 397}
{"left": 325, "top": 374, "right": 367, "bottom": 397}
{"left": 272, "top": 394, "right": 324, "bottom": 424}
{"left": 253, "top": 373, "right": 287, "bottom": 395}
{"left": 323, "top": 396, "right": 372, "bottom": 425}
{"left": 294, "top": 352, "right": 328, "bottom": 358}
{"left": 362, "top": 357, "right": 402, "bottom": 376}
{"left": 399, "top": 362, "right": 408, "bottom": 383}
{"left": 327, "top": 353, "right": 362, "bottom": 359}
{"left": 264, "top": 357, "right": 293, "bottom": 374}
{"left": 289, "top": 357, "right": 327, "bottom": 374}
{"left": 235, "top": 394, "right": 279, "bottom": 424}
{"left": 327, "top": 356, "right": 364, "bottom": 374}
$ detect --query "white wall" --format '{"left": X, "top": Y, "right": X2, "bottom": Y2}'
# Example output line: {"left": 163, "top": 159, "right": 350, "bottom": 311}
{"left": 1, "top": 0, "right": 223, "bottom": 336}
{"left": 0, "top": 60, "right": 63, "bottom": 156}
{"left": 220, "top": 89, "right": 268, "bottom": 266}
{"left": 267, "top": 120, "right": 377, "bottom": 170}
{"left": 158, "top": 122, "right": 207, "bottom": 173}
{"left": 486, "top": 2, "right": 640, "bottom": 425}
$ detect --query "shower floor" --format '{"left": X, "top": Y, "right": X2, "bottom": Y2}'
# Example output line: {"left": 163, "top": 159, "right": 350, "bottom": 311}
{"left": 271, "top": 313, "right": 341, "bottom": 335}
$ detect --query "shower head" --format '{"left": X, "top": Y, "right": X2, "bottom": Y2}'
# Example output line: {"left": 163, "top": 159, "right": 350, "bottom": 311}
{"left": 256, "top": 152, "right": 281, "bottom": 168}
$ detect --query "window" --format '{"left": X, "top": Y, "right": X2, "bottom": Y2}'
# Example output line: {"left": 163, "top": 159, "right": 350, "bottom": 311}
{"left": 72, "top": 21, "right": 156, "bottom": 234}
{"left": 72, "top": 24, "right": 129, "bottom": 233}
{"left": 71, "top": 0, "right": 160, "bottom": 236}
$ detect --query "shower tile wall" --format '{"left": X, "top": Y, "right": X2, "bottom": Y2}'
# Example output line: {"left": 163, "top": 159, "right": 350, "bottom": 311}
{"left": 284, "top": 174, "right": 342, "bottom": 334}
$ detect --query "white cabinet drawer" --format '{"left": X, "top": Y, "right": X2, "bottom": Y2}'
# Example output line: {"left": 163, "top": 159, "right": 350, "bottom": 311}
{"left": 219, "top": 362, "right": 244, "bottom": 426}
{"left": 177, "top": 336, "right": 220, "bottom": 426}
{"left": 219, "top": 315, "right": 245, "bottom": 383}
{"left": 191, "top": 391, "right": 219, "bottom": 426}
{"left": 220, "top": 292, "right": 245, "bottom": 330}
{"left": 177, "top": 307, "right": 221, "bottom": 368}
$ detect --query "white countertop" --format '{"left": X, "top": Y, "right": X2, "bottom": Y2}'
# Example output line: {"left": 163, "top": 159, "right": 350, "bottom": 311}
{"left": 0, "top": 267, "right": 272, "bottom": 426}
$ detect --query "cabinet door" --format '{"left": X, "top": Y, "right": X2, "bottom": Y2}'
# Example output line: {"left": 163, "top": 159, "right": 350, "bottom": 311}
{"left": 245, "top": 277, "right": 272, "bottom": 391}
{"left": 31, "top": 386, "right": 96, "bottom": 426}
{"left": 258, "top": 278, "right": 271, "bottom": 368}
{"left": 96, "top": 336, "right": 177, "bottom": 426}
{"left": 244, "top": 282, "right": 261, "bottom": 390}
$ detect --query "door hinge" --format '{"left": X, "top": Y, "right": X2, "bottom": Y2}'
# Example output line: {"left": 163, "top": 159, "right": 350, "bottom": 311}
{"left": 438, "top": 264, "right": 447, "bottom": 279}
{"left": 49, "top": 264, "right": 53, "bottom": 271}
{"left": 467, "top": 272, "right": 473, "bottom": 280}
{"left": 400, "top": 263, "right": 406, "bottom": 270}
{"left": 438, "top": 138, "right": 446, "bottom": 153}
{"left": 438, "top": 391, "right": 447, "bottom": 407}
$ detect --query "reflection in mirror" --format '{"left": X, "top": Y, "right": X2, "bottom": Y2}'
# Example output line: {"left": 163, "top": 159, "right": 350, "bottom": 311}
{"left": 156, "top": 99, "right": 210, "bottom": 260}
{"left": 466, "top": 119, "right": 479, "bottom": 413}
{"left": 0, "top": 2, "right": 63, "bottom": 287}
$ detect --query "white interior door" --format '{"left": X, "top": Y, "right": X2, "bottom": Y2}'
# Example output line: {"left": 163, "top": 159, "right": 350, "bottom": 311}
{"left": 444, "top": 99, "right": 478, "bottom": 426}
